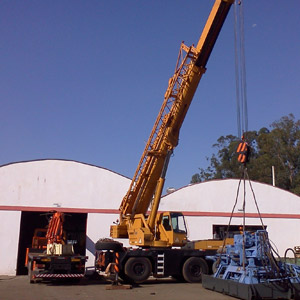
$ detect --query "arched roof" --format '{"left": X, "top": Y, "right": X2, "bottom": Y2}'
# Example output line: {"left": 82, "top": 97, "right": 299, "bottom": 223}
{"left": 161, "top": 179, "right": 300, "bottom": 216}
{"left": 1, "top": 160, "right": 299, "bottom": 217}
{"left": 0, "top": 159, "right": 130, "bottom": 211}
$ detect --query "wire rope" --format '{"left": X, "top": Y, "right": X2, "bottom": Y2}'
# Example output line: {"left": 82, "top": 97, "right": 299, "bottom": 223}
{"left": 234, "top": 0, "right": 248, "bottom": 138}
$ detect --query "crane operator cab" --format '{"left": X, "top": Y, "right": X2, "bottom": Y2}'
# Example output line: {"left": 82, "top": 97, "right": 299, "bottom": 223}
{"left": 122, "top": 211, "right": 188, "bottom": 248}
{"left": 155, "top": 212, "right": 188, "bottom": 247}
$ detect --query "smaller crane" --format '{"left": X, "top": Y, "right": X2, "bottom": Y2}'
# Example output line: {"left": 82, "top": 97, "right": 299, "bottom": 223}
{"left": 25, "top": 211, "right": 87, "bottom": 283}
{"left": 46, "top": 211, "right": 65, "bottom": 255}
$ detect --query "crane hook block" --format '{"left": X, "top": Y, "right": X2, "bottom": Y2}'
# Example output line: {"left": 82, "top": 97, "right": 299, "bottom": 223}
{"left": 236, "top": 141, "right": 250, "bottom": 164}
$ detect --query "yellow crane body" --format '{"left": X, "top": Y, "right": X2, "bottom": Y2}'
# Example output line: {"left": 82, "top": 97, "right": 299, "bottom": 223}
{"left": 111, "top": 0, "right": 234, "bottom": 248}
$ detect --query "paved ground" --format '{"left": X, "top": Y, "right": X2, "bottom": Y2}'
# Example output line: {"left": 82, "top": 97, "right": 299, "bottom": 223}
{"left": 0, "top": 275, "right": 235, "bottom": 300}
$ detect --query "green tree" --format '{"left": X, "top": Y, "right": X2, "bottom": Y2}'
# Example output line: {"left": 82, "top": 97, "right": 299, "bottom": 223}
{"left": 191, "top": 114, "right": 300, "bottom": 195}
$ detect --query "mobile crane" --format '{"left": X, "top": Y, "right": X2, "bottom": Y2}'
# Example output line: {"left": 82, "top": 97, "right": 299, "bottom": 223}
{"left": 25, "top": 212, "right": 87, "bottom": 283}
{"left": 95, "top": 0, "right": 234, "bottom": 284}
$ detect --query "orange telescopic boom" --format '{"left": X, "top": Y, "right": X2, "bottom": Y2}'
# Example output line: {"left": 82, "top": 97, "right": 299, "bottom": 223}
{"left": 46, "top": 211, "right": 64, "bottom": 245}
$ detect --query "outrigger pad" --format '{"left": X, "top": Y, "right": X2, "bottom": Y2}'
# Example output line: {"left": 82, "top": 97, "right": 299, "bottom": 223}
{"left": 202, "top": 274, "right": 300, "bottom": 300}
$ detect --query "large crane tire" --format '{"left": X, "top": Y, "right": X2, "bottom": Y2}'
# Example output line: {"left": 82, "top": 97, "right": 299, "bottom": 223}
{"left": 124, "top": 257, "right": 152, "bottom": 284}
{"left": 182, "top": 257, "right": 208, "bottom": 283}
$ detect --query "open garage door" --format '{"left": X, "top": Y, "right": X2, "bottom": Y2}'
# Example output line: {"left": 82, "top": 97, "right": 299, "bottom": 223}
{"left": 212, "top": 224, "right": 266, "bottom": 240}
{"left": 16, "top": 211, "right": 87, "bottom": 275}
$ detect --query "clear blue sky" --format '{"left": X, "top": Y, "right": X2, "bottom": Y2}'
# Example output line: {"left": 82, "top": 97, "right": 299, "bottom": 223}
{"left": 1, "top": 1, "right": 300, "bottom": 191}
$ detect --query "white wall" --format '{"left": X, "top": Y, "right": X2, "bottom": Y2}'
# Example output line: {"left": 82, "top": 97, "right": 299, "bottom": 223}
{"left": 160, "top": 179, "right": 300, "bottom": 256}
{"left": 1, "top": 161, "right": 300, "bottom": 275}
{"left": 0, "top": 160, "right": 130, "bottom": 275}
{"left": 0, "top": 211, "right": 21, "bottom": 275}
{"left": 183, "top": 215, "right": 300, "bottom": 255}
{"left": 86, "top": 213, "right": 118, "bottom": 271}
{"left": 0, "top": 160, "right": 130, "bottom": 210}
{"left": 160, "top": 179, "right": 300, "bottom": 215}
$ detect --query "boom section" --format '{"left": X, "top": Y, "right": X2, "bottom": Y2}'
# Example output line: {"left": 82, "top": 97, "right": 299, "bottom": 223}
{"left": 119, "top": 0, "right": 233, "bottom": 224}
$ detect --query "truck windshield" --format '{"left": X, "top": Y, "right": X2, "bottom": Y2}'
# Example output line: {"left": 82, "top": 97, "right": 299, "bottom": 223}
{"left": 170, "top": 213, "right": 187, "bottom": 234}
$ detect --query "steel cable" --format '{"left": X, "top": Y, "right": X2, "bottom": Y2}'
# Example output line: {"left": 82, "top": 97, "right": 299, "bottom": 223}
{"left": 234, "top": 0, "right": 248, "bottom": 138}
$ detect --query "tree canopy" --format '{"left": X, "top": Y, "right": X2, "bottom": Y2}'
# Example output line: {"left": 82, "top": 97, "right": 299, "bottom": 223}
{"left": 191, "top": 114, "right": 300, "bottom": 196}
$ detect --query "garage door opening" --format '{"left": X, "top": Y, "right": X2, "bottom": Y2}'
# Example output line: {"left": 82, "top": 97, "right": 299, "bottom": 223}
{"left": 212, "top": 224, "right": 266, "bottom": 240}
{"left": 16, "top": 211, "right": 87, "bottom": 275}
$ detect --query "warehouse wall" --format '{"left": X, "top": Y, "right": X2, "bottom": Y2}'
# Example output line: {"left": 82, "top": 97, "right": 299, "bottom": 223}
{"left": 0, "top": 160, "right": 130, "bottom": 210}
{"left": 0, "top": 160, "right": 130, "bottom": 275}
{"left": 0, "top": 211, "right": 21, "bottom": 275}
{"left": 1, "top": 160, "right": 300, "bottom": 275}
{"left": 160, "top": 179, "right": 300, "bottom": 255}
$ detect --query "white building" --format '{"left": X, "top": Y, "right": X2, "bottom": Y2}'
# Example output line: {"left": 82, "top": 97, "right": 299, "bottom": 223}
{"left": 1, "top": 159, "right": 299, "bottom": 276}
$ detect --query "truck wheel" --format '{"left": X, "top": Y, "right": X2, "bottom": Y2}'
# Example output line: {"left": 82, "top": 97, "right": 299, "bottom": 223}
{"left": 182, "top": 257, "right": 208, "bottom": 283}
{"left": 124, "top": 257, "right": 152, "bottom": 284}
{"left": 95, "top": 240, "right": 123, "bottom": 251}
{"left": 27, "top": 262, "right": 35, "bottom": 284}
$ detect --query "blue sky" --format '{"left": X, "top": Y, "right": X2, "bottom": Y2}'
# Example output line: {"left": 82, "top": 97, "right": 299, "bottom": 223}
{"left": 1, "top": 1, "right": 300, "bottom": 191}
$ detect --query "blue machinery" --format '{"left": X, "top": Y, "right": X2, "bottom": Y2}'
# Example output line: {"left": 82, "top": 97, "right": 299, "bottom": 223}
{"left": 203, "top": 230, "right": 300, "bottom": 300}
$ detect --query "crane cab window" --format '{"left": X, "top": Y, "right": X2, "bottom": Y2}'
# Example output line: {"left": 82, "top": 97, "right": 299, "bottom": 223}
{"left": 170, "top": 212, "right": 187, "bottom": 234}
{"left": 162, "top": 216, "right": 171, "bottom": 231}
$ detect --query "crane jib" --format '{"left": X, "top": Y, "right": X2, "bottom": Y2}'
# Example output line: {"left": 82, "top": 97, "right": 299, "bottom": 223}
{"left": 195, "top": 0, "right": 233, "bottom": 68}
{"left": 113, "top": 0, "right": 234, "bottom": 241}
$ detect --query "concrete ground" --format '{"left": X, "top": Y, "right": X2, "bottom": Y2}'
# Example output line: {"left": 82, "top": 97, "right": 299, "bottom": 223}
{"left": 0, "top": 275, "right": 235, "bottom": 300}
